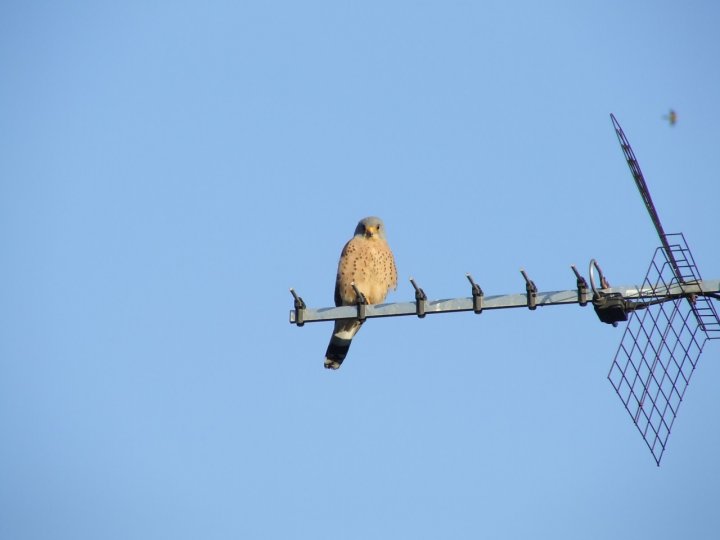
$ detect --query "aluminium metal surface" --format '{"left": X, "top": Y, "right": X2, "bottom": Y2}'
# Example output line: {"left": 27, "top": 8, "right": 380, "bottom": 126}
{"left": 289, "top": 279, "right": 720, "bottom": 324}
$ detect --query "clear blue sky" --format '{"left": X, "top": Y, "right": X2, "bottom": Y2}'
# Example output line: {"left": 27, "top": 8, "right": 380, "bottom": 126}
{"left": 2, "top": 1, "right": 719, "bottom": 539}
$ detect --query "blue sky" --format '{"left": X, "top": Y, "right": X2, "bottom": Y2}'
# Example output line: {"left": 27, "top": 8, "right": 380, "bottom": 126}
{"left": 2, "top": 1, "right": 719, "bottom": 538}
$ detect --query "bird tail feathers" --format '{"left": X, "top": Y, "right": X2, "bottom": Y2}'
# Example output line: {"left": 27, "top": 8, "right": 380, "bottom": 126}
{"left": 324, "top": 320, "right": 363, "bottom": 370}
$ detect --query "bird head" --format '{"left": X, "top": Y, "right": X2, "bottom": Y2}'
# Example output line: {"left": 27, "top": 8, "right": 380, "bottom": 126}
{"left": 355, "top": 216, "right": 387, "bottom": 240}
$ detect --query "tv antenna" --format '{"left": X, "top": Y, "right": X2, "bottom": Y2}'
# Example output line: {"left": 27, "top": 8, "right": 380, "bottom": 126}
{"left": 606, "top": 114, "right": 719, "bottom": 464}
{"left": 289, "top": 114, "right": 719, "bottom": 465}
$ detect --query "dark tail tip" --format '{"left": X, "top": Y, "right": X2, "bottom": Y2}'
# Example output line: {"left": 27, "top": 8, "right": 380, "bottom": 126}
{"left": 324, "top": 340, "right": 351, "bottom": 369}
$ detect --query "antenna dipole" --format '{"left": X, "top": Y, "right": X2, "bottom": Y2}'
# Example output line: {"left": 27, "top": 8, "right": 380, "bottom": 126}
{"left": 609, "top": 114, "right": 684, "bottom": 283}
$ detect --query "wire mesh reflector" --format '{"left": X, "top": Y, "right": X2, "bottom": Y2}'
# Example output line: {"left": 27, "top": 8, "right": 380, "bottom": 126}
{"left": 608, "top": 234, "right": 717, "bottom": 465}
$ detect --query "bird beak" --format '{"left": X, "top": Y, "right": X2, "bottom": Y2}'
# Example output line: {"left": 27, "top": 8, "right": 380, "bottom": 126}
{"left": 365, "top": 226, "right": 378, "bottom": 237}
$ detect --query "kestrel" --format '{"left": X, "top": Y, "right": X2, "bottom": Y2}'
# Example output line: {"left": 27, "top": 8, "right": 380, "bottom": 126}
{"left": 324, "top": 216, "right": 398, "bottom": 369}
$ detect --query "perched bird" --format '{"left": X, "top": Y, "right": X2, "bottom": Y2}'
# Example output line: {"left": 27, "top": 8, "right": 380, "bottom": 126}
{"left": 324, "top": 216, "right": 398, "bottom": 369}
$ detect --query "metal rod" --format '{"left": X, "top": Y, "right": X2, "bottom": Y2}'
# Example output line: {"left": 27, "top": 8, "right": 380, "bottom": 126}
{"left": 466, "top": 273, "right": 484, "bottom": 314}
{"left": 289, "top": 288, "right": 306, "bottom": 326}
{"left": 520, "top": 269, "right": 537, "bottom": 310}
{"left": 610, "top": 114, "right": 685, "bottom": 283}
{"left": 571, "top": 265, "right": 589, "bottom": 306}
{"left": 409, "top": 277, "right": 427, "bottom": 318}
{"left": 288, "top": 279, "right": 720, "bottom": 324}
